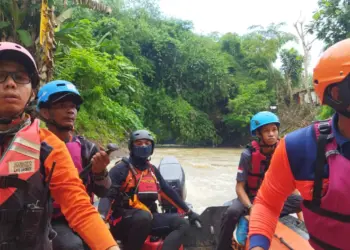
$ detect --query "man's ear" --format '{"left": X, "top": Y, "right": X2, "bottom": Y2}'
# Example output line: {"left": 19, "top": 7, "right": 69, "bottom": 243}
{"left": 255, "top": 130, "right": 262, "bottom": 140}
{"left": 39, "top": 108, "right": 50, "bottom": 120}
{"left": 30, "top": 90, "right": 36, "bottom": 102}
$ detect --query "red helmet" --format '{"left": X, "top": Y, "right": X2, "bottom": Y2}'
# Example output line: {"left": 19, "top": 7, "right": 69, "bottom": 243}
{"left": 0, "top": 42, "right": 39, "bottom": 88}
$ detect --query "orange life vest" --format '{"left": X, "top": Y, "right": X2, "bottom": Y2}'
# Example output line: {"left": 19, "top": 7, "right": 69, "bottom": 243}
{"left": 0, "top": 119, "right": 52, "bottom": 250}
{"left": 122, "top": 165, "right": 160, "bottom": 203}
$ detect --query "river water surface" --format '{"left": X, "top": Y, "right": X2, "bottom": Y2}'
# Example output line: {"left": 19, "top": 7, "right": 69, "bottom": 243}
{"left": 148, "top": 147, "right": 242, "bottom": 214}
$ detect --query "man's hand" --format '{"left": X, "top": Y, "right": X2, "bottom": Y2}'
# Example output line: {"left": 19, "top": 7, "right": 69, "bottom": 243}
{"left": 92, "top": 150, "right": 110, "bottom": 174}
{"left": 107, "top": 246, "right": 120, "bottom": 250}
{"left": 187, "top": 210, "right": 201, "bottom": 225}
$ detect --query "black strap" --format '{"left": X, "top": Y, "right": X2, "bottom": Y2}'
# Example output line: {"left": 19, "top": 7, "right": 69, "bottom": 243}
{"left": 0, "top": 209, "right": 21, "bottom": 223}
{"left": 247, "top": 172, "right": 264, "bottom": 177}
{"left": 273, "top": 234, "right": 294, "bottom": 250}
{"left": 42, "top": 162, "right": 55, "bottom": 206}
{"left": 313, "top": 122, "right": 331, "bottom": 207}
{"left": 309, "top": 234, "right": 342, "bottom": 250}
{"left": 79, "top": 162, "right": 92, "bottom": 180}
{"left": 0, "top": 175, "right": 29, "bottom": 191}
{"left": 0, "top": 242, "right": 17, "bottom": 250}
{"left": 303, "top": 200, "right": 350, "bottom": 222}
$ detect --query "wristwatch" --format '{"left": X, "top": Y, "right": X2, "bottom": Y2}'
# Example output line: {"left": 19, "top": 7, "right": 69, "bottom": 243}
{"left": 247, "top": 204, "right": 253, "bottom": 211}
{"left": 92, "top": 169, "right": 108, "bottom": 181}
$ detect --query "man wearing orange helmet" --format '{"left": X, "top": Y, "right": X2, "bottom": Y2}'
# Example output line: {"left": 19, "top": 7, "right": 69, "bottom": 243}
{"left": 248, "top": 38, "right": 350, "bottom": 250}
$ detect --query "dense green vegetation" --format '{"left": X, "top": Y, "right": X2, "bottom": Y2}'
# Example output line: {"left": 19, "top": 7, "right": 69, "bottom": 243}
{"left": 1, "top": 0, "right": 346, "bottom": 145}
{"left": 310, "top": 0, "right": 350, "bottom": 119}
{"left": 51, "top": 1, "right": 298, "bottom": 146}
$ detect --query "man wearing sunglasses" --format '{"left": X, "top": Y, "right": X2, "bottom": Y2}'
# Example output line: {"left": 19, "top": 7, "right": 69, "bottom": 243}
{"left": 0, "top": 42, "right": 119, "bottom": 250}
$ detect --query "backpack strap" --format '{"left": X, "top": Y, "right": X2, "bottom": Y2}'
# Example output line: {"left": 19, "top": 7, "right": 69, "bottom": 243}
{"left": 312, "top": 120, "right": 332, "bottom": 207}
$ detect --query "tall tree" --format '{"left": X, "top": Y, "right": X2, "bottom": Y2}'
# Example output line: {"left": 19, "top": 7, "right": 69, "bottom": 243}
{"left": 294, "top": 17, "right": 316, "bottom": 104}
{"left": 280, "top": 48, "right": 303, "bottom": 105}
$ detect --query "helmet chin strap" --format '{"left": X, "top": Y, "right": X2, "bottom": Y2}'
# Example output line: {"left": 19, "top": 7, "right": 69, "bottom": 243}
{"left": 260, "top": 143, "right": 277, "bottom": 149}
{"left": 0, "top": 96, "right": 32, "bottom": 125}
{"left": 0, "top": 113, "right": 23, "bottom": 125}
{"left": 35, "top": 110, "right": 73, "bottom": 132}
{"left": 259, "top": 138, "right": 278, "bottom": 150}
{"left": 47, "top": 119, "right": 73, "bottom": 131}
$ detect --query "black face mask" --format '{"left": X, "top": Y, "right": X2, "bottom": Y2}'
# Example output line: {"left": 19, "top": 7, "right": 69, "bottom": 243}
{"left": 324, "top": 77, "right": 350, "bottom": 118}
{"left": 133, "top": 145, "right": 153, "bottom": 158}
{"left": 130, "top": 156, "right": 149, "bottom": 171}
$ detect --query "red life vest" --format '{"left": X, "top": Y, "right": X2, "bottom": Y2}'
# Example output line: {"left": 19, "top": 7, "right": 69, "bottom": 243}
{"left": 122, "top": 164, "right": 160, "bottom": 204}
{"left": 0, "top": 119, "right": 52, "bottom": 250}
{"left": 246, "top": 140, "right": 277, "bottom": 197}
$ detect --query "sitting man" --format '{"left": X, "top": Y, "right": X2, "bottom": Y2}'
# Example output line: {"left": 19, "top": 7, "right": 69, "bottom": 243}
{"left": 99, "top": 130, "right": 200, "bottom": 250}
{"left": 0, "top": 41, "right": 118, "bottom": 250}
{"left": 216, "top": 111, "right": 303, "bottom": 250}
{"left": 37, "top": 80, "right": 112, "bottom": 250}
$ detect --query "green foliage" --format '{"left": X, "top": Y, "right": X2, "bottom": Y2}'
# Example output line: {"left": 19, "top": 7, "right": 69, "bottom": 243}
{"left": 143, "top": 90, "right": 220, "bottom": 145}
{"left": 224, "top": 81, "right": 271, "bottom": 135}
{"left": 309, "top": 0, "right": 350, "bottom": 48}
{"left": 0, "top": 1, "right": 39, "bottom": 46}
{"left": 280, "top": 48, "right": 304, "bottom": 86}
{"left": 317, "top": 106, "right": 335, "bottom": 120}
{"left": 16, "top": 29, "right": 33, "bottom": 46}
{"left": 54, "top": 45, "right": 144, "bottom": 143}
{"left": 49, "top": 1, "right": 303, "bottom": 146}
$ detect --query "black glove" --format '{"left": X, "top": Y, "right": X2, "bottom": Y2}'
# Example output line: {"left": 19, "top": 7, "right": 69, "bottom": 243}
{"left": 187, "top": 210, "right": 201, "bottom": 226}
{"left": 107, "top": 185, "right": 129, "bottom": 208}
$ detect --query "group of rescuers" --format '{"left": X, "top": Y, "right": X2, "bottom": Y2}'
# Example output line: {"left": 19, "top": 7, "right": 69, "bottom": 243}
{"left": 0, "top": 37, "right": 349, "bottom": 250}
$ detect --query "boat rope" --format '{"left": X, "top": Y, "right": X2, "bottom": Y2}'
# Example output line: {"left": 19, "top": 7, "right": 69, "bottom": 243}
{"left": 273, "top": 233, "right": 294, "bottom": 250}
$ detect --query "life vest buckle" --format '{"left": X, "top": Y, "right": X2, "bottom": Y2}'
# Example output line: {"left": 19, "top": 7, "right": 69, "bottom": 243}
{"left": 0, "top": 175, "right": 29, "bottom": 191}
{"left": 318, "top": 122, "right": 331, "bottom": 135}
{"left": 0, "top": 175, "right": 16, "bottom": 189}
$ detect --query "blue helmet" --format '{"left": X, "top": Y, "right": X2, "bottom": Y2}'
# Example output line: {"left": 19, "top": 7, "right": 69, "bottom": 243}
{"left": 250, "top": 111, "right": 280, "bottom": 136}
{"left": 36, "top": 80, "right": 83, "bottom": 111}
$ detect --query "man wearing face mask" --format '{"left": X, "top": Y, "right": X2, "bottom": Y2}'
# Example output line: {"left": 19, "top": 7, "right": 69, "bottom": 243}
{"left": 249, "top": 38, "right": 350, "bottom": 250}
{"left": 98, "top": 130, "right": 200, "bottom": 250}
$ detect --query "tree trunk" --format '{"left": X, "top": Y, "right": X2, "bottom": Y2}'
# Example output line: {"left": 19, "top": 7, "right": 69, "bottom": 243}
{"left": 303, "top": 48, "right": 313, "bottom": 104}
{"left": 294, "top": 19, "right": 315, "bottom": 105}
{"left": 284, "top": 76, "right": 293, "bottom": 106}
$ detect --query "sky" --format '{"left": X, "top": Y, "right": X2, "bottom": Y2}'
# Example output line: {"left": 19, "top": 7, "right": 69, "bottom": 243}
{"left": 158, "top": 0, "right": 325, "bottom": 70}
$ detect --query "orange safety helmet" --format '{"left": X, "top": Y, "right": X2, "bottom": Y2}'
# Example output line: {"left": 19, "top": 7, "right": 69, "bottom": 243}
{"left": 313, "top": 38, "right": 350, "bottom": 117}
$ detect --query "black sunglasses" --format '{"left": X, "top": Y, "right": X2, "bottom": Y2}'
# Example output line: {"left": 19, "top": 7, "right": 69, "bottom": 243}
{"left": 0, "top": 71, "right": 31, "bottom": 85}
